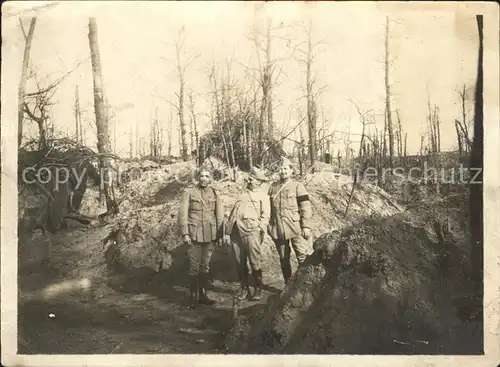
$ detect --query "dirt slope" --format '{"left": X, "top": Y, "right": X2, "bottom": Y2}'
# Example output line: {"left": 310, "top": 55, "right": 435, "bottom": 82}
{"left": 227, "top": 194, "right": 481, "bottom": 354}
{"left": 17, "top": 160, "right": 417, "bottom": 354}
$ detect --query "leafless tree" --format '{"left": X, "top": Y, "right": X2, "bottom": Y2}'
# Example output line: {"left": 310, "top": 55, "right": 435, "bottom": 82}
{"left": 18, "top": 17, "right": 37, "bottom": 147}
{"left": 149, "top": 106, "right": 163, "bottom": 161}
{"left": 23, "top": 74, "right": 57, "bottom": 150}
{"left": 73, "top": 85, "right": 84, "bottom": 144}
{"left": 384, "top": 16, "right": 395, "bottom": 168}
{"left": 88, "top": 17, "right": 117, "bottom": 214}
{"left": 247, "top": 17, "right": 274, "bottom": 156}
{"left": 470, "top": 14, "right": 483, "bottom": 302}
{"left": 455, "top": 84, "right": 473, "bottom": 154}
{"left": 187, "top": 91, "right": 200, "bottom": 160}
{"left": 173, "top": 26, "right": 199, "bottom": 161}
{"left": 419, "top": 134, "right": 425, "bottom": 157}
{"left": 129, "top": 122, "right": 133, "bottom": 158}
{"left": 426, "top": 92, "right": 441, "bottom": 154}
{"left": 289, "top": 20, "right": 328, "bottom": 167}
{"left": 244, "top": 18, "right": 292, "bottom": 164}
{"left": 345, "top": 102, "right": 373, "bottom": 217}
{"left": 395, "top": 109, "right": 407, "bottom": 159}
{"left": 167, "top": 106, "right": 173, "bottom": 157}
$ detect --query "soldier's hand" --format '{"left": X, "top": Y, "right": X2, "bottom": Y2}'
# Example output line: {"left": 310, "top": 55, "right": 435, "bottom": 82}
{"left": 302, "top": 228, "right": 311, "bottom": 240}
{"left": 217, "top": 237, "right": 225, "bottom": 248}
{"left": 183, "top": 234, "right": 192, "bottom": 245}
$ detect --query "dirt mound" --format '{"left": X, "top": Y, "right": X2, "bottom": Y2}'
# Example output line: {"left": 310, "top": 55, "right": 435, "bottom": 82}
{"left": 227, "top": 195, "right": 481, "bottom": 354}
{"left": 100, "top": 165, "right": 403, "bottom": 286}
{"left": 22, "top": 155, "right": 406, "bottom": 295}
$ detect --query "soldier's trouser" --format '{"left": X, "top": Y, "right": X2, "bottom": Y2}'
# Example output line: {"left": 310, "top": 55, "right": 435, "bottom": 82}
{"left": 187, "top": 241, "right": 215, "bottom": 276}
{"left": 274, "top": 236, "right": 307, "bottom": 282}
{"left": 231, "top": 227, "right": 263, "bottom": 273}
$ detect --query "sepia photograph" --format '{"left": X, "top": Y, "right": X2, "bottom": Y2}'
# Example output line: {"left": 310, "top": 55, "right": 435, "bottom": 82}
{"left": 1, "top": 1, "right": 499, "bottom": 366}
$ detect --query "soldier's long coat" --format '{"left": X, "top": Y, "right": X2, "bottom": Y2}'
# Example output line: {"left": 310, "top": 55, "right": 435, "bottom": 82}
{"left": 178, "top": 185, "right": 223, "bottom": 243}
{"left": 267, "top": 179, "right": 312, "bottom": 240}
{"left": 225, "top": 188, "right": 270, "bottom": 237}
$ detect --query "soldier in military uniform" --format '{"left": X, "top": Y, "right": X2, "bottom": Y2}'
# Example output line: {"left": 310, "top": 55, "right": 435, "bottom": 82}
{"left": 178, "top": 169, "right": 224, "bottom": 308}
{"left": 225, "top": 167, "right": 270, "bottom": 301}
{"left": 267, "top": 157, "right": 312, "bottom": 285}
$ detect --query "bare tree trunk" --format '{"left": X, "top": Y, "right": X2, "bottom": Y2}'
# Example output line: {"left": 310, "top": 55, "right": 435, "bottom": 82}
{"left": 306, "top": 21, "right": 317, "bottom": 167}
{"left": 238, "top": 95, "right": 248, "bottom": 164}
{"left": 113, "top": 113, "right": 117, "bottom": 154}
{"left": 228, "top": 128, "right": 237, "bottom": 180}
{"left": 135, "top": 121, "right": 139, "bottom": 158}
{"left": 458, "top": 84, "right": 472, "bottom": 153}
{"left": 455, "top": 120, "right": 463, "bottom": 155}
{"left": 266, "top": 18, "right": 274, "bottom": 140}
{"left": 461, "top": 85, "right": 469, "bottom": 138}
{"left": 129, "top": 123, "right": 133, "bottom": 158}
{"left": 18, "top": 17, "right": 37, "bottom": 147}
{"left": 74, "top": 85, "right": 83, "bottom": 144}
{"left": 396, "top": 109, "right": 403, "bottom": 157}
{"left": 242, "top": 116, "right": 248, "bottom": 164}
{"left": 188, "top": 91, "right": 199, "bottom": 160}
{"left": 220, "top": 122, "right": 231, "bottom": 171}
{"left": 320, "top": 106, "right": 327, "bottom": 160}
{"left": 175, "top": 29, "right": 189, "bottom": 161}
{"left": 150, "top": 107, "right": 162, "bottom": 161}
{"left": 299, "top": 121, "right": 306, "bottom": 176}
{"left": 345, "top": 104, "right": 369, "bottom": 217}
{"left": 345, "top": 118, "right": 351, "bottom": 162}
{"left": 211, "top": 65, "right": 222, "bottom": 126}
{"left": 436, "top": 107, "right": 441, "bottom": 153}
{"left": 189, "top": 116, "right": 195, "bottom": 155}
{"left": 470, "top": 14, "right": 483, "bottom": 304}
{"left": 248, "top": 90, "right": 256, "bottom": 170}
{"left": 149, "top": 106, "right": 153, "bottom": 157}
{"left": 168, "top": 107, "right": 173, "bottom": 156}
{"left": 427, "top": 94, "right": 436, "bottom": 153}
{"left": 403, "top": 133, "right": 408, "bottom": 158}
{"left": 177, "top": 76, "right": 188, "bottom": 160}
{"left": 88, "top": 17, "right": 117, "bottom": 214}
{"left": 247, "top": 119, "right": 254, "bottom": 170}
{"left": 74, "top": 85, "right": 79, "bottom": 142}
{"left": 384, "top": 16, "right": 394, "bottom": 169}
{"left": 36, "top": 120, "right": 47, "bottom": 149}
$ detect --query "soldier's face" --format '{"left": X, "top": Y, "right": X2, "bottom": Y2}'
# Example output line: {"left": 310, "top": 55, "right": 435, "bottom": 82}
{"left": 199, "top": 171, "right": 211, "bottom": 187}
{"left": 279, "top": 165, "right": 292, "bottom": 180}
{"left": 247, "top": 176, "right": 261, "bottom": 190}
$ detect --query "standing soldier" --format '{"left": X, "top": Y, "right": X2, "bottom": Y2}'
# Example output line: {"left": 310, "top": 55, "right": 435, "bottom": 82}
{"left": 267, "top": 157, "right": 313, "bottom": 285}
{"left": 178, "top": 169, "right": 224, "bottom": 308}
{"left": 225, "top": 167, "right": 270, "bottom": 301}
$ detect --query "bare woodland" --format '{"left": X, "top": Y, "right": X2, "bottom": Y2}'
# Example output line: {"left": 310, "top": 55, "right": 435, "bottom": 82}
{"left": 14, "top": 9, "right": 485, "bottom": 356}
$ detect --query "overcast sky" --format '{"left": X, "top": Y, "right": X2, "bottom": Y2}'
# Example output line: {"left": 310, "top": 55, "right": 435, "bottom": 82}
{"left": 3, "top": 1, "right": 482, "bottom": 157}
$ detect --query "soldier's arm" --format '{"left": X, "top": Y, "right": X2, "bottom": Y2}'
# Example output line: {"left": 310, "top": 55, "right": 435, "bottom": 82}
{"left": 296, "top": 182, "right": 312, "bottom": 229}
{"left": 178, "top": 189, "right": 190, "bottom": 236}
{"left": 214, "top": 189, "right": 224, "bottom": 239}
{"left": 267, "top": 184, "right": 274, "bottom": 216}
{"left": 259, "top": 192, "right": 271, "bottom": 232}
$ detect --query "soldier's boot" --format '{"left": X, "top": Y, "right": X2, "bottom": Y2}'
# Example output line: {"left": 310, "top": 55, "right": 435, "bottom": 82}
{"left": 187, "top": 275, "right": 199, "bottom": 309}
{"left": 249, "top": 269, "right": 263, "bottom": 301}
{"left": 236, "top": 270, "right": 250, "bottom": 301}
{"left": 198, "top": 273, "right": 216, "bottom": 305}
{"left": 281, "top": 263, "right": 292, "bottom": 285}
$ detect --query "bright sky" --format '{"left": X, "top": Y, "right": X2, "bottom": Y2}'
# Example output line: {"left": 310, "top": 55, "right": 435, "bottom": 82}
{"left": 3, "top": 1, "right": 482, "bottom": 157}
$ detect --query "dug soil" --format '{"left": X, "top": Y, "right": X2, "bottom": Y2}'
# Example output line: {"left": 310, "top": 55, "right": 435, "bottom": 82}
{"left": 17, "top": 161, "right": 481, "bottom": 354}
